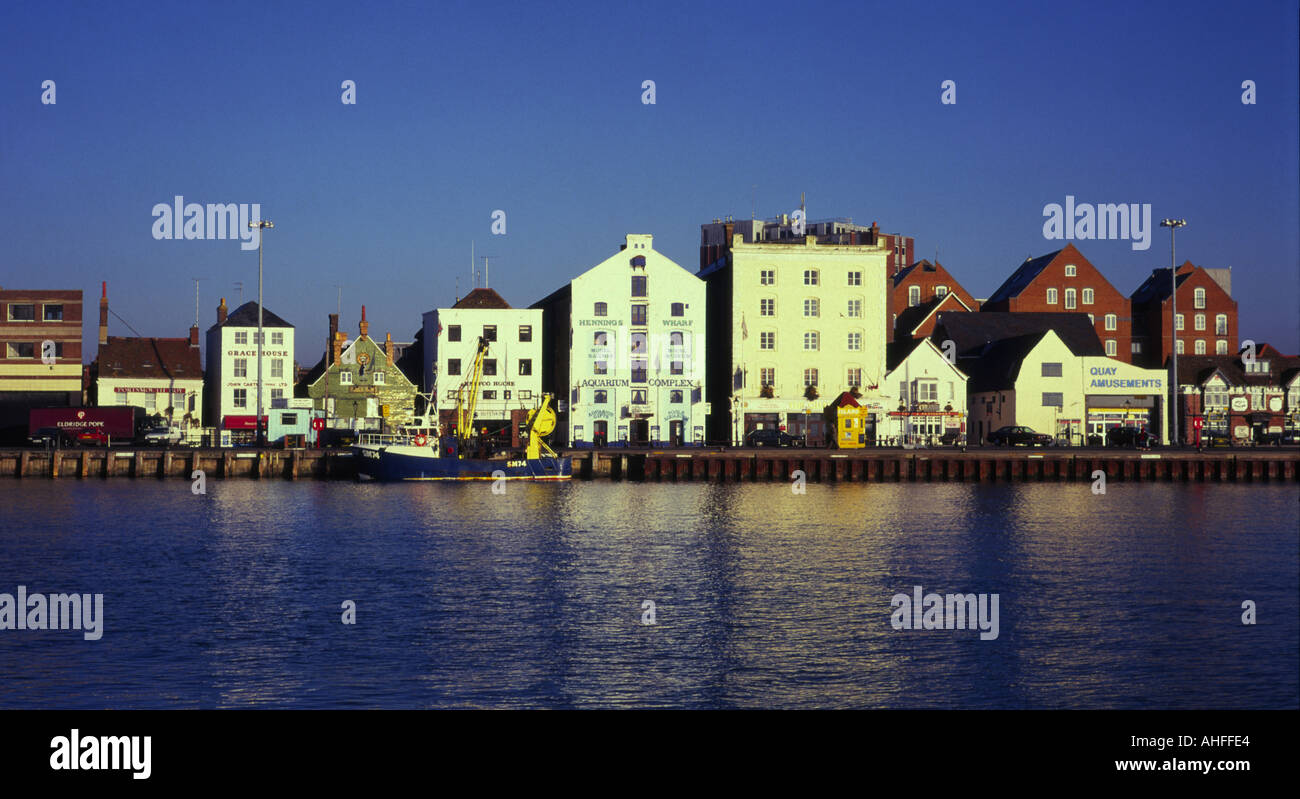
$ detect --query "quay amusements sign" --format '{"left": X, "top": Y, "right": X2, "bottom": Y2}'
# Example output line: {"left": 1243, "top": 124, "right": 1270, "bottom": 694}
{"left": 1086, "top": 365, "right": 1162, "bottom": 392}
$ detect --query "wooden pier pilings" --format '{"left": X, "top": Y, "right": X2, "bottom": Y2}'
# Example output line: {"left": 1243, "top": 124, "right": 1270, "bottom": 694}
{"left": 0, "top": 447, "right": 1296, "bottom": 483}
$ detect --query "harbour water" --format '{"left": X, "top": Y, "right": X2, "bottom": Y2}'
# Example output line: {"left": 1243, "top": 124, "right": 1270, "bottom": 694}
{"left": 0, "top": 481, "right": 1295, "bottom": 708}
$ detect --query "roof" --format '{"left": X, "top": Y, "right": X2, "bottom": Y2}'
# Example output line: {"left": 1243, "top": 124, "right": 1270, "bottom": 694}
{"left": 963, "top": 333, "right": 1049, "bottom": 393}
{"left": 933, "top": 312, "right": 1104, "bottom": 358}
{"left": 985, "top": 249, "right": 1063, "bottom": 304}
{"left": 886, "top": 337, "right": 927, "bottom": 371}
{"left": 212, "top": 301, "right": 293, "bottom": 330}
{"left": 828, "top": 391, "right": 861, "bottom": 408}
{"left": 896, "top": 291, "right": 972, "bottom": 338}
{"left": 1131, "top": 263, "right": 1195, "bottom": 305}
{"left": 95, "top": 336, "right": 202, "bottom": 380}
{"left": 1176, "top": 354, "right": 1300, "bottom": 388}
{"left": 452, "top": 288, "right": 511, "bottom": 310}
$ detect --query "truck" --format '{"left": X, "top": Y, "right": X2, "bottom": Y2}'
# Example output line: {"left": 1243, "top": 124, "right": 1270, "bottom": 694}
{"left": 28, "top": 407, "right": 145, "bottom": 447}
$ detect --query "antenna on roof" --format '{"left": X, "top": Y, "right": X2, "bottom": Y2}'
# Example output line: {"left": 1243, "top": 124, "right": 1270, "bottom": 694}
{"left": 234, "top": 281, "right": 243, "bottom": 305}
{"left": 479, "top": 256, "right": 497, "bottom": 289}
{"left": 190, "top": 277, "right": 206, "bottom": 327}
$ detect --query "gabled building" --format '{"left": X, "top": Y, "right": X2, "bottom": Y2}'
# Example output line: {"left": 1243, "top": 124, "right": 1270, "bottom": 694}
{"left": 880, "top": 337, "right": 969, "bottom": 444}
{"left": 204, "top": 298, "right": 295, "bottom": 435}
{"left": 698, "top": 217, "right": 888, "bottom": 445}
{"left": 1130, "top": 261, "right": 1238, "bottom": 367}
{"left": 982, "top": 244, "right": 1133, "bottom": 361}
{"left": 303, "top": 308, "right": 418, "bottom": 430}
{"left": 421, "top": 287, "right": 542, "bottom": 434}
{"left": 535, "top": 233, "right": 707, "bottom": 447}
{"left": 889, "top": 260, "right": 978, "bottom": 342}
{"left": 1176, "top": 348, "right": 1300, "bottom": 445}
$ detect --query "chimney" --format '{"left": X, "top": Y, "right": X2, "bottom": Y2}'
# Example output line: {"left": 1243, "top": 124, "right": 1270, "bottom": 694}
{"left": 217, "top": 297, "right": 228, "bottom": 325}
{"left": 358, "top": 305, "right": 369, "bottom": 338}
{"left": 189, "top": 325, "right": 199, "bottom": 348}
{"left": 332, "top": 331, "right": 344, "bottom": 367}
{"left": 98, "top": 281, "right": 109, "bottom": 346}
{"left": 385, "top": 332, "right": 394, "bottom": 366}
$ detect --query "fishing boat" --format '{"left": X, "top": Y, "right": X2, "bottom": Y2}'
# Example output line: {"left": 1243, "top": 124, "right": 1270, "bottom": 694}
{"left": 353, "top": 337, "right": 571, "bottom": 481}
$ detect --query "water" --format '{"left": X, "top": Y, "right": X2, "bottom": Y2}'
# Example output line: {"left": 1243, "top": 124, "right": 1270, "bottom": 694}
{"left": 0, "top": 480, "right": 1295, "bottom": 708}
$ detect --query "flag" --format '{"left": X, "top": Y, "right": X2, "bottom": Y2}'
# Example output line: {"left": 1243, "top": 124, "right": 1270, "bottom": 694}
{"left": 741, "top": 314, "right": 749, "bottom": 340}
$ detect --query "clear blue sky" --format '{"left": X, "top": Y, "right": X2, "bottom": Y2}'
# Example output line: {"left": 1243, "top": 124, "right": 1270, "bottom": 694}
{"left": 2, "top": 0, "right": 1296, "bottom": 365}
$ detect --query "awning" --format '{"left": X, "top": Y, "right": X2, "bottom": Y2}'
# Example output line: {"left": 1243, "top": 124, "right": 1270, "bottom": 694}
{"left": 223, "top": 415, "right": 268, "bottom": 430}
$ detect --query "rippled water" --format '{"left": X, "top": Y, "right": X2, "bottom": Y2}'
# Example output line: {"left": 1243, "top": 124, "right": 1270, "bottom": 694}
{"left": 0, "top": 479, "right": 1295, "bottom": 708}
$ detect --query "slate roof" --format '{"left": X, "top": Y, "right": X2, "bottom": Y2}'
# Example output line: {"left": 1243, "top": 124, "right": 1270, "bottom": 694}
{"left": 932, "top": 312, "right": 1104, "bottom": 358}
{"left": 962, "top": 333, "right": 1050, "bottom": 393}
{"left": 985, "top": 250, "right": 1063, "bottom": 304}
{"left": 211, "top": 301, "right": 293, "bottom": 330}
{"left": 1130, "top": 263, "right": 1195, "bottom": 305}
{"left": 95, "top": 336, "right": 202, "bottom": 380}
{"left": 885, "top": 337, "right": 927, "bottom": 372}
{"left": 452, "top": 288, "right": 512, "bottom": 310}
{"left": 1175, "top": 354, "right": 1300, "bottom": 388}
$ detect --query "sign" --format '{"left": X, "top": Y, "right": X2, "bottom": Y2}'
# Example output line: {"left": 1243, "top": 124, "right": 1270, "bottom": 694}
{"left": 1269, "top": 397, "right": 1283, "bottom": 412}
{"left": 1231, "top": 397, "right": 1248, "bottom": 412}
{"left": 1193, "top": 417, "right": 1203, "bottom": 430}
{"left": 113, "top": 387, "right": 187, "bottom": 394}
{"left": 311, "top": 418, "right": 325, "bottom": 431}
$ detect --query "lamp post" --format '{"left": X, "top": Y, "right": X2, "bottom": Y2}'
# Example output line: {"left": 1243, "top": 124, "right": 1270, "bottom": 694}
{"left": 249, "top": 218, "right": 274, "bottom": 446}
{"left": 1160, "top": 218, "right": 1185, "bottom": 447}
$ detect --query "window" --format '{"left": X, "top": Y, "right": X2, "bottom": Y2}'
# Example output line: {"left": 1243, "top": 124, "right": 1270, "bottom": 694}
{"left": 340, "top": 371, "right": 353, "bottom": 384}
{"left": 594, "top": 390, "right": 608, "bottom": 404}
{"left": 1065, "top": 265, "right": 1077, "bottom": 277}
{"left": 847, "top": 367, "right": 862, "bottom": 387}
{"left": 804, "top": 368, "right": 818, "bottom": 387}
{"left": 281, "top": 413, "right": 297, "bottom": 426}
{"left": 6, "top": 342, "right": 34, "bottom": 358}
{"left": 271, "top": 388, "right": 283, "bottom": 402}
{"left": 631, "top": 359, "right": 647, "bottom": 383}
{"left": 847, "top": 332, "right": 861, "bottom": 350}
{"left": 630, "top": 332, "right": 647, "bottom": 354}
{"left": 446, "top": 390, "right": 458, "bottom": 401}
{"left": 43, "top": 304, "right": 63, "bottom": 321}
{"left": 482, "top": 390, "right": 496, "bottom": 400}
{"left": 1106, "top": 340, "right": 1117, "bottom": 357}
{"left": 803, "top": 269, "right": 819, "bottom": 286}
{"left": 1041, "top": 362, "right": 1063, "bottom": 377}
{"left": 7, "top": 304, "right": 35, "bottom": 321}
{"left": 671, "top": 360, "right": 683, "bottom": 375}
{"left": 233, "top": 389, "right": 247, "bottom": 407}
{"left": 1082, "top": 288, "right": 1094, "bottom": 305}
{"left": 803, "top": 298, "right": 819, "bottom": 317}
{"left": 760, "top": 269, "right": 775, "bottom": 285}
{"left": 669, "top": 331, "right": 684, "bottom": 347}
{"left": 520, "top": 390, "right": 532, "bottom": 401}
{"left": 1047, "top": 288, "right": 1058, "bottom": 305}
{"left": 1215, "top": 314, "right": 1227, "bottom": 336}
{"left": 1176, "top": 339, "right": 1184, "bottom": 355}
{"left": 804, "top": 332, "right": 819, "bottom": 351}
{"left": 760, "top": 367, "right": 775, "bottom": 386}
{"left": 1132, "top": 342, "right": 1143, "bottom": 354}
{"left": 1105, "top": 314, "right": 1117, "bottom": 331}
{"left": 518, "top": 359, "right": 532, "bottom": 376}
{"left": 594, "top": 302, "right": 608, "bottom": 317}
{"left": 1065, "top": 288, "right": 1076, "bottom": 309}
{"left": 935, "top": 285, "right": 948, "bottom": 298}
{"left": 670, "top": 390, "right": 683, "bottom": 403}
{"left": 483, "top": 359, "right": 497, "bottom": 376}
{"left": 760, "top": 298, "right": 775, "bottom": 316}
{"left": 271, "top": 359, "right": 283, "bottom": 378}
{"left": 446, "top": 359, "right": 461, "bottom": 376}
{"left": 1175, "top": 313, "right": 1184, "bottom": 331}
{"left": 594, "top": 331, "right": 608, "bottom": 347}
{"left": 914, "top": 380, "right": 938, "bottom": 402}
{"left": 1216, "top": 340, "right": 1228, "bottom": 354}
{"left": 448, "top": 325, "right": 461, "bottom": 342}
{"left": 594, "top": 359, "right": 607, "bottom": 375}
{"left": 847, "top": 299, "right": 862, "bottom": 317}
{"left": 1195, "top": 340, "right": 1205, "bottom": 355}
{"left": 631, "top": 389, "right": 648, "bottom": 405}
{"left": 519, "top": 325, "right": 532, "bottom": 342}
{"left": 271, "top": 331, "right": 284, "bottom": 345}
{"left": 847, "top": 271, "right": 862, "bottom": 286}
{"left": 233, "top": 358, "right": 247, "bottom": 378}
{"left": 671, "top": 302, "right": 684, "bottom": 317}
{"left": 1194, "top": 287, "right": 1206, "bottom": 309}
{"left": 631, "top": 276, "right": 647, "bottom": 297}
{"left": 234, "top": 331, "right": 248, "bottom": 345}
{"left": 631, "top": 305, "right": 647, "bottom": 325}
{"left": 371, "top": 371, "right": 384, "bottom": 385}
{"left": 908, "top": 286, "right": 921, "bottom": 307}
{"left": 760, "top": 331, "right": 775, "bottom": 350}
{"left": 40, "top": 341, "right": 65, "bottom": 358}
{"left": 482, "top": 325, "right": 497, "bottom": 342}
{"left": 1042, "top": 392, "right": 1064, "bottom": 407}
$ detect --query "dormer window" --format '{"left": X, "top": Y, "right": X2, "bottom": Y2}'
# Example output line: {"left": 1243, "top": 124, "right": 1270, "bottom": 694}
{"left": 1064, "top": 265, "right": 1076, "bottom": 277}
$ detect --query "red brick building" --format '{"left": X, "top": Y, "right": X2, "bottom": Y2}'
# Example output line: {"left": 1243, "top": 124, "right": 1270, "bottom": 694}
{"left": 889, "top": 260, "right": 978, "bottom": 342}
{"left": 1177, "top": 348, "right": 1300, "bottom": 445}
{"left": 981, "top": 243, "right": 1133, "bottom": 362}
{"left": 1130, "top": 262, "right": 1238, "bottom": 368}
{"left": 0, "top": 287, "right": 84, "bottom": 441}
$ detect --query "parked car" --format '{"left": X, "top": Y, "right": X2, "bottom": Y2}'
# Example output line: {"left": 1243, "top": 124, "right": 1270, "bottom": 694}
{"left": 745, "top": 428, "right": 805, "bottom": 447}
{"left": 73, "top": 428, "right": 111, "bottom": 446}
{"left": 1106, "top": 426, "right": 1156, "bottom": 448}
{"left": 1259, "top": 430, "right": 1300, "bottom": 446}
{"left": 939, "top": 430, "right": 962, "bottom": 446}
{"left": 27, "top": 427, "right": 70, "bottom": 448}
{"left": 987, "top": 426, "right": 1052, "bottom": 447}
{"left": 141, "top": 426, "right": 183, "bottom": 446}
{"left": 1200, "top": 429, "right": 1232, "bottom": 447}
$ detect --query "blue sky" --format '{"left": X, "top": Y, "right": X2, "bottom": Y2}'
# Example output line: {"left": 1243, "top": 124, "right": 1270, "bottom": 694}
{"left": 2, "top": 0, "right": 1296, "bottom": 365}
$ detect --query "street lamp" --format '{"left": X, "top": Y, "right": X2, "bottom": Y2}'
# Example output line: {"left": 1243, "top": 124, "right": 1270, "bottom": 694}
{"left": 249, "top": 218, "right": 274, "bottom": 446}
{"left": 1160, "top": 218, "right": 1185, "bottom": 447}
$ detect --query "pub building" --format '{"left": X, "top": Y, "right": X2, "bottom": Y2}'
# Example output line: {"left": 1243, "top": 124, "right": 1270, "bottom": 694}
{"left": 1177, "top": 348, "right": 1300, "bottom": 445}
{"left": 204, "top": 298, "right": 296, "bottom": 442}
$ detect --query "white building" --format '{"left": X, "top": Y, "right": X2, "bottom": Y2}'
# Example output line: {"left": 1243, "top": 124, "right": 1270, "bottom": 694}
{"left": 94, "top": 332, "right": 205, "bottom": 427}
{"left": 698, "top": 217, "right": 889, "bottom": 445}
{"left": 204, "top": 298, "right": 295, "bottom": 434}
{"left": 533, "top": 233, "right": 708, "bottom": 447}
{"left": 421, "top": 288, "right": 543, "bottom": 431}
{"left": 879, "top": 337, "right": 969, "bottom": 444}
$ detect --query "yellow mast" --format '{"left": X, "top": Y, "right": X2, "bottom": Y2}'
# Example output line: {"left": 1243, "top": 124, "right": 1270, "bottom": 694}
{"left": 455, "top": 337, "right": 489, "bottom": 454}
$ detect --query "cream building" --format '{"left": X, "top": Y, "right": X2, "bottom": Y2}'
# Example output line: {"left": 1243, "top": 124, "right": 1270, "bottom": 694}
{"left": 879, "top": 338, "right": 969, "bottom": 444}
{"left": 204, "top": 299, "right": 296, "bottom": 433}
{"left": 533, "top": 233, "right": 707, "bottom": 447}
{"left": 699, "top": 219, "right": 888, "bottom": 445}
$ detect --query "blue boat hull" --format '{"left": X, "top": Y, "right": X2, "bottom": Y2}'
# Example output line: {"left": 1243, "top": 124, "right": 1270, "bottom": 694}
{"left": 354, "top": 444, "right": 571, "bottom": 481}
